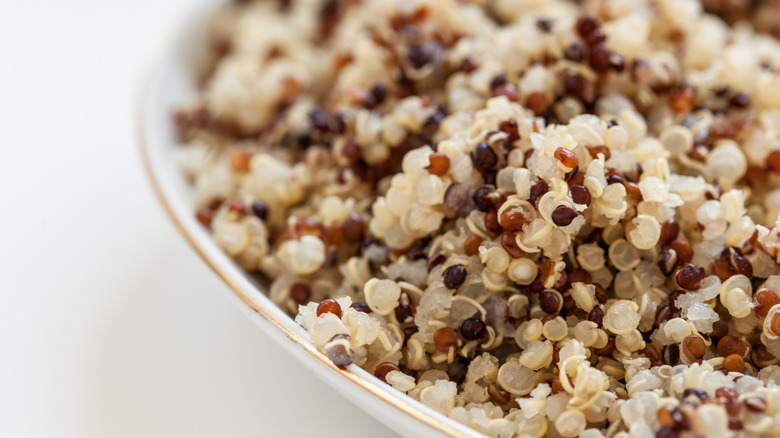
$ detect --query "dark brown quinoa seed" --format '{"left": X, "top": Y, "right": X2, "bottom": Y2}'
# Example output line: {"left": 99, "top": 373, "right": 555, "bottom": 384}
{"left": 227, "top": 200, "right": 246, "bottom": 217}
{"left": 370, "top": 83, "right": 387, "bottom": 105}
{"left": 767, "top": 149, "right": 780, "bottom": 172}
{"left": 655, "top": 305, "right": 674, "bottom": 326}
{"left": 584, "top": 228, "right": 602, "bottom": 244}
{"left": 729, "top": 250, "right": 753, "bottom": 277}
{"left": 585, "top": 28, "right": 606, "bottom": 46}
{"left": 655, "top": 426, "right": 679, "bottom": 438}
{"left": 625, "top": 181, "right": 642, "bottom": 202}
{"left": 606, "top": 172, "right": 625, "bottom": 185}
{"left": 330, "top": 113, "right": 346, "bottom": 134}
{"left": 669, "top": 239, "right": 694, "bottom": 263}
{"left": 500, "top": 231, "right": 524, "bottom": 258}
{"left": 608, "top": 52, "right": 625, "bottom": 72}
{"left": 498, "top": 119, "right": 519, "bottom": 142}
{"left": 318, "top": 0, "right": 341, "bottom": 38}
{"left": 250, "top": 201, "right": 269, "bottom": 221}
{"left": 551, "top": 205, "right": 578, "bottom": 226}
{"left": 720, "top": 388, "right": 742, "bottom": 415}
{"left": 406, "top": 43, "right": 433, "bottom": 69}
{"left": 443, "top": 183, "right": 473, "bottom": 217}
{"left": 711, "top": 256, "right": 734, "bottom": 280}
{"left": 487, "top": 382, "right": 511, "bottom": 405}
{"left": 593, "top": 283, "right": 607, "bottom": 304}
{"left": 343, "top": 213, "right": 365, "bottom": 242}
{"left": 195, "top": 207, "right": 214, "bottom": 227}
{"left": 289, "top": 283, "right": 311, "bottom": 305}
{"left": 484, "top": 209, "right": 502, "bottom": 235}
{"left": 443, "top": 264, "right": 467, "bottom": 289}
{"left": 569, "top": 184, "right": 591, "bottom": 205}
{"left": 446, "top": 356, "right": 470, "bottom": 384}
{"left": 575, "top": 14, "right": 599, "bottom": 38}
{"left": 563, "top": 42, "right": 584, "bottom": 62}
{"left": 341, "top": 140, "right": 361, "bottom": 163}
{"left": 682, "top": 388, "right": 709, "bottom": 401}
{"left": 728, "top": 414, "right": 743, "bottom": 430}
{"left": 729, "top": 92, "right": 750, "bottom": 108}
{"left": 490, "top": 73, "right": 507, "bottom": 89}
{"left": 395, "top": 291, "right": 415, "bottom": 323}
{"left": 594, "top": 338, "right": 616, "bottom": 356}
{"left": 568, "top": 268, "right": 591, "bottom": 284}
{"left": 427, "top": 253, "right": 446, "bottom": 271}
{"left": 663, "top": 344, "right": 681, "bottom": 365}
{"left": 642, "top": 344, "right": 661, "bottom": 364}
{"left": 326, "top": 335, "right": 353, "bottom": 367}
{"left": 668, "top": 289, "right": 685, "bottom": 312}
{"left": 351, "top": 302, "right": 371, "bottom": 313}
{"left": 308, "top": 107, "right": 330, "bottom": 131}
{"left": 564, "top": 165, "right": 579, "bottom": 183}
{"left": 529, "top": 180, "right": 549, "bottom": 207}
{"left": 539, "top": 290, "right": 562, "bottom": 314}
{"left": 587, "top": 306, "right": 604, "bottom": 326}
{"left": 394, "top": 303, "right": 414, "bottom": 324}
{"left": 492, "top": 83, "right": 518, "bottom": 101}
{"left": 499, "top": 204, "right": 529, "bottom": 232}
{"left": 753, "top": 342, "right": 777, "bottom": 365}
{"left": 402, "top": 326, "right": 418, "bottom": 345}
{"left": 460, "top": 317, "right": 487, "bottom": 341}
{"left": 659, "top": 219, "right": 679, "bottom": 246}
{"left": 471, "top": 186, "right": 495, "bottom": 212}
{"left": 551, "top": 376, "right": 564, "bottom": 394}
{"left": 471, "top": 142, "right": 498, "bottom": 170}
{"left": 745, "top": 396, "right": 767, "bottom": 412}
{"left": 374, "top": 362, "right": 401, "bottom": 383}
{"left": 589, "top": 44, "right": 611, "bottom": 73}
{"left": 536, "top": 17, "right": 553, "bottom": 32}
{"left": 676, "top": 263, "right": 705, "bottom": 290}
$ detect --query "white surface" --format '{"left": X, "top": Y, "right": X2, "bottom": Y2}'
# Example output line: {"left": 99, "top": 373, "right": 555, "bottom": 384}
{"left": 0, "top": 1, "right": 400, "bottom": 437}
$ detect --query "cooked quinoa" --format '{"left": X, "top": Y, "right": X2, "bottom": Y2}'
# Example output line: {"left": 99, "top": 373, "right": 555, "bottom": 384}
{"left": 175, "top": 0, "right": 780, "bottom": 436}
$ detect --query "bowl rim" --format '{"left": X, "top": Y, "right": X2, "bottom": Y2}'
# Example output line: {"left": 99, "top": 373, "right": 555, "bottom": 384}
{"left": 134, "top": 4, "right": 481, "bottom": 437}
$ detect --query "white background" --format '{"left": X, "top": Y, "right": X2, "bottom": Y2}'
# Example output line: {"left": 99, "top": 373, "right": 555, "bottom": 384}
{"left": 0, "top": 1, "right": 399, "bottom": 436}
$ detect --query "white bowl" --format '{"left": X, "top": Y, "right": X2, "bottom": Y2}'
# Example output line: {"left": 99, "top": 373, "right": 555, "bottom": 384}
{"left": 136, "top": 2, "right": 484, "bottom": 437}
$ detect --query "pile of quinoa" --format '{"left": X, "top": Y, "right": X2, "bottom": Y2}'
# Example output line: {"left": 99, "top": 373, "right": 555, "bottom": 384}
{"left": 174, "top": 0, "right": 780, "bottom": 436}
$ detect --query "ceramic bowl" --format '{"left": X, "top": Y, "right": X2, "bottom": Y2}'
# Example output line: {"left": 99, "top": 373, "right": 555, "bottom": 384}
{"left": 137, "top": 2, "right": 483, "bottom": 437}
